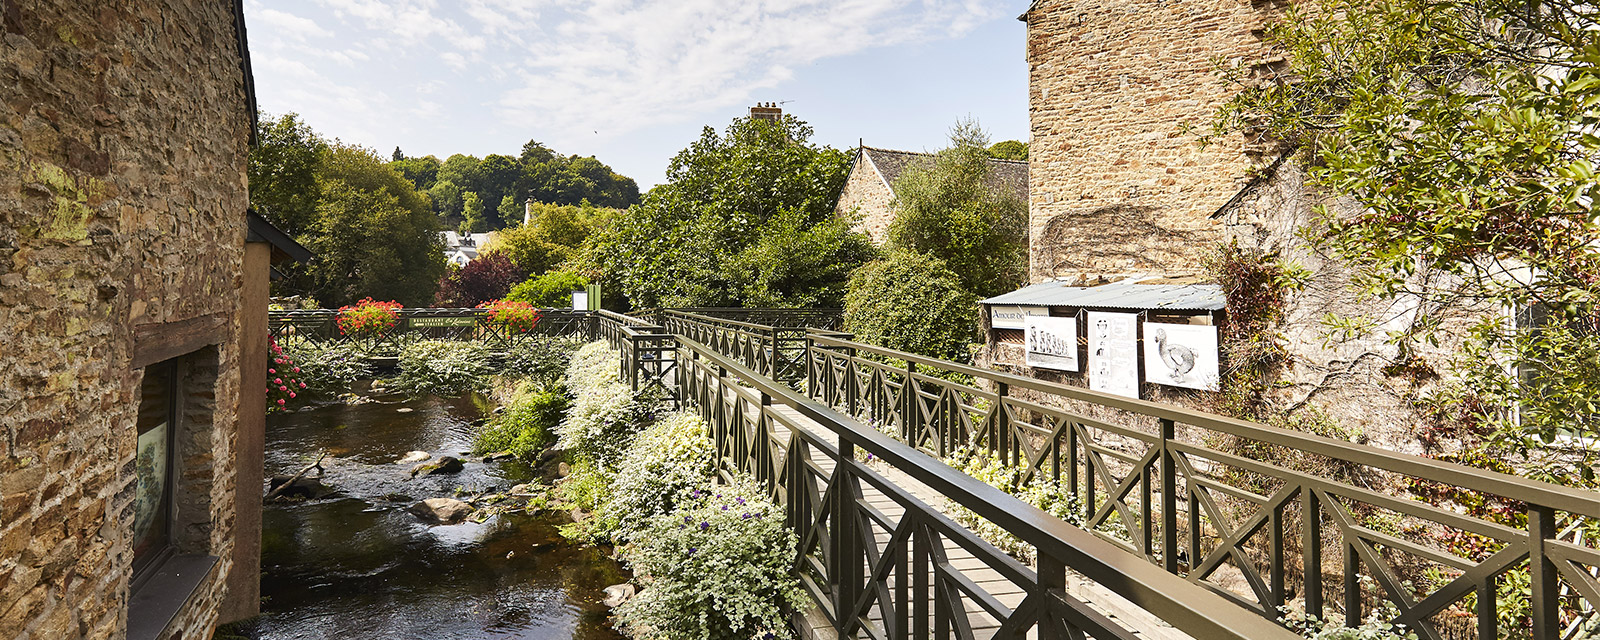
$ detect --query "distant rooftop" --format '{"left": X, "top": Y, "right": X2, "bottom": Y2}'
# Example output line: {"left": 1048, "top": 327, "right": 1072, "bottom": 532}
{"left": 860, "top": 146, "right": 1028, "bottom": 205}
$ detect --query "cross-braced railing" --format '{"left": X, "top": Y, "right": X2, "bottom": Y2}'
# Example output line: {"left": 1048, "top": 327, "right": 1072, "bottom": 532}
{"left": 671, "top": 335, "right": 1296, "bottom": 640}
{"left": 801, "top": 330, "right": 1600, "bottom": 640}
{"left": 658, "top": 309, "right": 810, "bottom": 385}
{"left": 267, "top": 307, "right": 594, "bottom": 354}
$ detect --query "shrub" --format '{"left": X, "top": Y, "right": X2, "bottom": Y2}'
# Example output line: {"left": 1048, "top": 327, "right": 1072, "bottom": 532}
{"left": 336, "top": 298, "right": 402, "bottom": 339}
{"left": 843, "top": 250, "right": 980, "bottom": 362}
{"left": 475, "top": 382, "right": 569, "bottom": 459}
{"left": 617, "top": 480, "right": 805, "bottom": 640}
{"left": 505, "top": 269, "right": 588, "bottom": 308}
{"left": 556, "top": 342, "right": 666, "bottom": 465}
{"left": 556, "top": 458, "right": 612, "bottom": 515}
{"left": 277, "top": 339, "right": 368, "bottom": 397}
{"left": 478, "top": 299, "right": 542, "bottom": 333}
{"left": 266, "top": 337, "right": 311, "bottom": 412}
{"left": 943, "top": 446, "right": 1083, "bottom": 563}
{"left": 1281, "top": 603, "right": 1419, "bottom": 640}
{"left": 500, "top": 335, "right": 586, "bottom": 389}
{"left": 588, "top": 412, "right": 717, "bottom": 543}
{"left": 435, "top": 253, "right": 524, "bottom": 307}
{"left": 392, "top": 340, "right": 494, "bottom": 397}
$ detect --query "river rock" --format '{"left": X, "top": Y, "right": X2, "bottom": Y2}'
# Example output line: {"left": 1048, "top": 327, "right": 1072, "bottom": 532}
{"left": 556, "top": 462, "right": 571, "bottom": 477}
{"left": 602, "top": 584, "right": 636, "bottom": 608}
{"left": 396, "top": 450, "right": 430, "bottom": 464}
{"left": 410, "top": 456, "right": 465, "bottom": 477}
{"left": 482, "top": 451, "right": 515, "bottom": 462}
{"left": 396, "top": 407, "right": 414, "bottom": 413}
{"left": 408, "top": 498, "right": 474, "bottom": 524}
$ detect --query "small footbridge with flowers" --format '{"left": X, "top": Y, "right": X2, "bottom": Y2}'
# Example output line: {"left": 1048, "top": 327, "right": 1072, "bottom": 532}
{"left": 269, "top": 305, "right": 1600, "bottom": 640}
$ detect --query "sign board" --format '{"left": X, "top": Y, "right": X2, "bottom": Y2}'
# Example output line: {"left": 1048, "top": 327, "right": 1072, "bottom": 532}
{"left": 1143, "top": 322, "right": 1220, "bottom": 391}
{"left": 990, "top": 305, "right": 1049, "bottom": 330}
{"left": 571, "top": 290, "right": 588, "bottom": 310}
{"left": 409, "top": 316, "right": 477, "bottom": 328}
{"left": 1087, "top": 312, "right": 1140, "bottom": 399}
{"left": 1024, "top": 316, "right": 1079, "bottom": 372}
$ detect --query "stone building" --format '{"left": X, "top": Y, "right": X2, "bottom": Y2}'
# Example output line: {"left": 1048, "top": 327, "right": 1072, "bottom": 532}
{"left": 1000, "top": 0, "right": 1475, "bottom": 452}
{"left": 833, "top": 145, "right": 1028, "bottom": 244}
{"left": 1, "top": 2, "right": 295, "bottom": 638}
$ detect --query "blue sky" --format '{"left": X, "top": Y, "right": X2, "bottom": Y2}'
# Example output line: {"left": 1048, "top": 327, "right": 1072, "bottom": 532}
{"left": 244, "top": 0, "right": 1034, "bottom": 189}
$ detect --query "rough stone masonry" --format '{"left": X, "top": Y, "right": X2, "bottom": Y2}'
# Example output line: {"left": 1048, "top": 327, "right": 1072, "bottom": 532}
{"left": 0, "top": 1, "right": 254, "bottom": 638}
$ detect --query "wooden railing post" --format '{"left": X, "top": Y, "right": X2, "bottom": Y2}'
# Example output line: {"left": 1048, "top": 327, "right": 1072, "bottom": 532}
{"left": 995, "top": 382, "right": 1010, "bottom": 469}
{"left": 1529, "top": 504, "right": 1558, "bottom": 640}
{"left": 1038, "top": 554, "right": 1067, "bottom": 640}
{"left": 1303, "top": 487, "right": 1323, "bottom": 621}
{"left": 902, "top": 360, "right": 917, "bottom": 445}
{"left": 833, "top": 437, "right": 859, "bottom": 636}
{"left": 1160, "top": 418, "right": 1178, "bottom": 574}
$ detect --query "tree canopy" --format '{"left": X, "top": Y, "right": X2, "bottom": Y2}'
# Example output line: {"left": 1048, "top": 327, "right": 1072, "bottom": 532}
{"left": 843, "top": 250, "right": 979, "bottom": 363}
{"left": 583, "top": 114, "right": 867, "bottom": 308}
{"left": 250, "top": 112, "right": 446, "bottom": 306}
{"left": 1209, "top": 0, "right": 1600, "bottom": 478}
{"left": 887, "top": 119, "right": 1028, "bottom": 299}
{"left": 400, "top": 143, "right": 639, "bottom": 231}
{"left": 988, "top": 140, "right": 1028, "bottom": 161}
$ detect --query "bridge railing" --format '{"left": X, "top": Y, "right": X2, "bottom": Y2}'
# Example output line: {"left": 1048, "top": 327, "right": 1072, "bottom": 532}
{"left": 801, "top": 330, "right": 1600, "bottom": 640}
{"left": 267, "top": 307, "right": 594, "bottom": 353}
{"left": 595, "top": 309, "right": 676, "bottom": 397}
{"left": 657, "top": 309, "right": 812, "bottom": 384}
{"left": 674, "top": 334, "right": 1298, "bottom": 640}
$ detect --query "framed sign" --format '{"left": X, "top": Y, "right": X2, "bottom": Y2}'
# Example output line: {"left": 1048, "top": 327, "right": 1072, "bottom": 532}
{"left": 1086, "top": 312, "right": 1139, "bottom": 399}
{"left": 1142, "top": 322, "right": 1220, "bottom": 391}
{"left": 990, "top": 305, "right": 1049, "bottom": 330}
{"left": 1024, "top": 316, "right": 1079, "bottom": 372}
{"left": 409, "top": 316, "right": 477, "bottom": 328}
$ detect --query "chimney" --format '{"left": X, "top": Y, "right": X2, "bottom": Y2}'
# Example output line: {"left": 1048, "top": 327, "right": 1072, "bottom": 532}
{"left": 523, "top": 198, "right": 533, "bottom": 227}
{"left": 749, "top": 102, "right": 782, "bottom": 122}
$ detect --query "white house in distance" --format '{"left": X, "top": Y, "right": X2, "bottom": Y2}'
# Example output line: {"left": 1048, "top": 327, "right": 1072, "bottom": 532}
{"left": 441, "top": 231, "right": 493, "bottom": 268}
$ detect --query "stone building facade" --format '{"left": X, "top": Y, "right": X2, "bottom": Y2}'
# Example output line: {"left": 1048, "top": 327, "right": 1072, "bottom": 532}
{"left": 1, "top": 1, "right": 265, "bottom": 638}
{"left": 1022, "top": 0, "right": 1281, "bottom": 283}
{"left": 833, "top": 145, "right": 1028, "bottom": 244}
{"left": 1011, "top": 0, "right": 1476, "bottom": 453}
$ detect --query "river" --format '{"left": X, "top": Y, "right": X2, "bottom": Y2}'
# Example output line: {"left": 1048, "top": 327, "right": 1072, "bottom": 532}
{"left": 233, "top": 390, "right": 626, "bottom": 640}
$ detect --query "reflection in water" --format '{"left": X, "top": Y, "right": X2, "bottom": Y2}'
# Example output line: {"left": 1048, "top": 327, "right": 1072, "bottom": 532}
{"left": 245, "top": 392, "right": 626, "bottom": 640}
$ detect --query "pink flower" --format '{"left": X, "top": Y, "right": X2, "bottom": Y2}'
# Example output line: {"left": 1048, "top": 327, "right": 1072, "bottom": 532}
{"left": 276, "top": 399, "right": 286, "bottom": 405}
{"left": 269, "top": 368, "right": 277, "bottom": 374}
{"left": 274, "top": 378, "right": 282, "bottom": 385}
{"left": 279, "top": 386, "right": 287, "bottom": 391}
{"left": 293, "top": 367, "right": 301, "bottom": 373}
{"left": 299, "top": 382, "right": 307, "bottom": 388}
{"left": 288, "top": 392, "right": 296, "bottom": 398}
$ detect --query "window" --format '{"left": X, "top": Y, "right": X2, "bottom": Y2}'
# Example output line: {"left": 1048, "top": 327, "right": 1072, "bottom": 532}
{"left": 132, "top": 361, "right": 178, "bottom": 584}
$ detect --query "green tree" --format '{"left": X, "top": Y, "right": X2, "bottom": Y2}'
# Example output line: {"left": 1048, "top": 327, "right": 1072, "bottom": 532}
{"left": 460, "top": 192, "right": 488, "bottom": 234}
{"left": 1208, "top": 0, "right": 1600, "bottom": 476}
{"left": 249, "top": 112, "right": 328, "bottom": 235}
{"left": 988, "top": 140, "right": 1028, "bottom": 161}
{"left": 887, "top": 118, "right": 1028, "bottom": 298}
{"left": 506, "top": 269, "right": 589, "bottom": 307}
{"left": 723, "top": 210, "right": 879, "bottom": 308}
{"left": 250, "top": 114, "right": 445, "bottom": 306}
{"left": 392, "top": 146, "right": 404, "bottom": 161}
{"left": 843, "top": 251, "right": 979, "bottom": 362}
{"left": 428, "top": 179, "right": 462, "bottom": 217}
{"left": 391, "top": 155, "right": 441, "bottom": 191}
{"left": 584, "top": 114, "right": 854, "bottom": 308}
{"left": 498, "top": 194, "right": 521, "bottom": 228}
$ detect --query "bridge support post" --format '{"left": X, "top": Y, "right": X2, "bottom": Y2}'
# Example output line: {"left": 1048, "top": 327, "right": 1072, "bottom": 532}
{"left": 833, "top": 437, "right": 861, "bottom": 636}
{"left": 1160, "top": 418, "right": 1178, "bottom": 574}
{"left": 1038, "top": 554, "right": 1067, "bottom": 640}
{"left": 1529, "top": 504, "right": 1558, "bottom": 640}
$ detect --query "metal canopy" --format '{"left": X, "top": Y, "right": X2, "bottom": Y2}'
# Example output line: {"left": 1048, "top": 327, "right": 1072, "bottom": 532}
{"left": 981, "top": 278, "right": 1226, "bottom": 311}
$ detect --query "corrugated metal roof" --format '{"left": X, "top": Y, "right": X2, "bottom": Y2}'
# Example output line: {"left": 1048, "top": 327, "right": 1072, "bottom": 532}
{"left": 981, "top": 279, "right": 1226, "bottom": 311}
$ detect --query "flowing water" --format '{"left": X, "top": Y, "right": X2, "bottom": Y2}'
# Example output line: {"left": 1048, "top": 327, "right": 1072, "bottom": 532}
{"left": 238, "top": 390, "right": 626, "bottom": 640}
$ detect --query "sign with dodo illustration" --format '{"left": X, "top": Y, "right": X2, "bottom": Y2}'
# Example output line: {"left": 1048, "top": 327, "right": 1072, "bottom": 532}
{"left": 1141, "top": 322, "right": 1220, "bottom": 392}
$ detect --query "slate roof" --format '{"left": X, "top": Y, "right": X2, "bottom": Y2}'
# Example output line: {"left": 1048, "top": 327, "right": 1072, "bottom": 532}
{"left": 982, "top": 278, "right": 1226, "bottom": 312}
{"left": 860, "top": 146, "right": 1029, "bottom": 205}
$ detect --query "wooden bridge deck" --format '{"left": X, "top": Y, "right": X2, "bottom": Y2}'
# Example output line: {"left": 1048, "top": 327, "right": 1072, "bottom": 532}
{"left": 763, "top": 403, "right": 1190, "bottom": 640}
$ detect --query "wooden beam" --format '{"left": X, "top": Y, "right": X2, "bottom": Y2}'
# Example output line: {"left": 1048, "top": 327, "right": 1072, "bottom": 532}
{"left": 130, "top": 313, "right": 230, "bottom": 370}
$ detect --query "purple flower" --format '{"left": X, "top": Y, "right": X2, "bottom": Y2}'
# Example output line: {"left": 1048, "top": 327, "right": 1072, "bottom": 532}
{"left": 721, "top": 505, "right": 728, "bottom": 511}
{"left": 742, "top": 513, "right": 751, "bottom": 519}
{"left": 736, "top": 497, "right": 746, "bottom": 505}
{"left": 699, "top": 521, "right": 709, "bottom": 530}
{"left": 688, "top": 547, "right": 696, "bottom": 555}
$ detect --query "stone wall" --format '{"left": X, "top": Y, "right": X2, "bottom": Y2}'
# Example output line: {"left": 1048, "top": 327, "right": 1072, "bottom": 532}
{"left": 1024, "top": 0, "right": 1280, "bottom": 282}
{"left": 833, "top": 150, "right": 895, "bottom": 244}
{"left": 0, "top": 1, "right": 253, "bottom": 638}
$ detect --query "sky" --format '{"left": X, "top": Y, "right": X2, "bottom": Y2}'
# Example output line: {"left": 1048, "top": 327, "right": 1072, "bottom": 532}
{"left": 243, "top": 0, "right": 1035, "bottom": 189}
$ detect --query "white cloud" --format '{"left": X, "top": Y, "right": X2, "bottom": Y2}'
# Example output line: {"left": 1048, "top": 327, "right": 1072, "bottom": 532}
{"left": 246, "top": 0, "right": 1003, "bottom": 153}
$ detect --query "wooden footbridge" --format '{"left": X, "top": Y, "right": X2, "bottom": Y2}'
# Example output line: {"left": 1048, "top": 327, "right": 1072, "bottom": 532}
{"left": 270, "top": 307, "right": 1600, "bottom": 640}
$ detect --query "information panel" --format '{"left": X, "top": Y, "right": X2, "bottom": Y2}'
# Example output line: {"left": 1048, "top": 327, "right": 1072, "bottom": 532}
{"left": 1142, "top": 322, "right": 1220, "bottom": 391}
{"left": 1086, "top": 311, "right": 1140, "bottom": 399}
{"left": 1024, "top": 316, "right": 1079, "bottom": 372}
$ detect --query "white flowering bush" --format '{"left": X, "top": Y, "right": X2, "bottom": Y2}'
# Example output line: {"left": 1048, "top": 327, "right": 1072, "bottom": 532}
{"left": 556, "top": 341, "right": 665, "bottom": 465}
{"left": 943, "top": 446, "right": 1083, "bottom": 563}
{"left": 617, "top": 479, "right": 804, "bottom": 640}
{"left": 1281, "top": 604, "right": 1418, "bottom": 640}
{"left": 502, "top": 335, "right": 586, "bottom": 390}
{"left": 588, "top": 412, "right": 718, "bottom": 543}
{"left": 392, "top": 340, "right": 495, "bottom": 397}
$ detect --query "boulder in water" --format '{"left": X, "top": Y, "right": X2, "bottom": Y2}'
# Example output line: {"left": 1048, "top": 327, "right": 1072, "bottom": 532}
{"left": 396, "top": 407, "right": 414, "bottom": 413}
{"left": 410, "top": 456, "right": 465, "bottom": 477}
{"left": 396, "top": 450, "right": 430, "bottom": 464}
{"left": 602, "top": 583, "right": 636, "bottom": 608}
{"left": 408, "top": 497, "right": 474, "bottom": 524}
{"left": 482, "top": 451, "right": 515, "bottom": 462}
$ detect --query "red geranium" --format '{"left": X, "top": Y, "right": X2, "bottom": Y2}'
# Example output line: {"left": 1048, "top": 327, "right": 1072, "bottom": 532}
{"left": 478, "top": 299, "right": 542, "bottom": 334}
{"left": 336, "top": 298, "right": 402, "bottom": 339}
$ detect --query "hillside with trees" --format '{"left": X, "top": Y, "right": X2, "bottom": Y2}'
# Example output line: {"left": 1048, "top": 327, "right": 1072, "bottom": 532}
{"left": 392, "top": 141, "right": 639, "bottom": 233}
